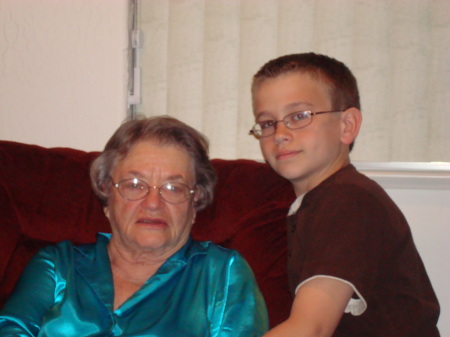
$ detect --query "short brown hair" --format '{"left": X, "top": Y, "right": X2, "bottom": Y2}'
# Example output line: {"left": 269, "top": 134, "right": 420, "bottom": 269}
{"left": 252, "top": 52, "right": 360, "bottom": 112}
{"left": 90, "top": 115, "right": 216, "bottom": 211}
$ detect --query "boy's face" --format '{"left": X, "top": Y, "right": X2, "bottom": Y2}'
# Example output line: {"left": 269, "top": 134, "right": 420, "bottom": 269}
{"left": 253, "top": 71, "right": 351, "bottom": 195}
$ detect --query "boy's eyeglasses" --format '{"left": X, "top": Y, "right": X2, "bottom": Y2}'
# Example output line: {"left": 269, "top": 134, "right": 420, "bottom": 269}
{"left": 249, "top": 110, "right": 343, "bottom": 139}
{"left": 111, "top": 178, "right": 196, "bottom": 204}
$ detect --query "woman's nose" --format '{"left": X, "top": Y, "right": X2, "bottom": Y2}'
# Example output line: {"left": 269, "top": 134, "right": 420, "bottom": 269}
{"left": 141, "top": 187, "right": 164, "bottom": 208}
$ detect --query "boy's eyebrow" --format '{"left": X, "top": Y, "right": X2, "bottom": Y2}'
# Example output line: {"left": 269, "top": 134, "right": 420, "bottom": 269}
{"left": 255, "top": 101, "right": 315, "bottom": 119}
{"left": 285, "top": 101, "right": 314, "bottom": 110}
{"left": 255, "top": 110, "right": 278, "bottom": 121}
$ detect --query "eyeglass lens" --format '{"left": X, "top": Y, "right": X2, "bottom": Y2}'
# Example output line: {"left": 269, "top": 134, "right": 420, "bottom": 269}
{"left": 115, "top": 178, "right": 193, "bottom": 204}
{"left": 254, "top": 111, "right": 312, "bottom": 137}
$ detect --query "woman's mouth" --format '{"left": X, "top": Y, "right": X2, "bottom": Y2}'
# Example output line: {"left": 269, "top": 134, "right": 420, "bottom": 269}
{"left": 136, "top": 218, "right": 167, "bottom": 228}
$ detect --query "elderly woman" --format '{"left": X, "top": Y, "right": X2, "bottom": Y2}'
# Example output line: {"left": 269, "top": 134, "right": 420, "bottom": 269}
{"left": 0, "top": 116, "right": 268, "bottom": 336}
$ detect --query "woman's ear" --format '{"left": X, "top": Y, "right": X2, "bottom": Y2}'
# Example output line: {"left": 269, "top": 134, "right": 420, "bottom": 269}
{"left": 340, "top": 107, "right": 362, "bottom": 146}
{"left": 192, "top": 188, "right": 202, "bottom": 211}
{"left": 103, "top": 206, "right": 110, "bottom": 219}
{"left": 193, "top": 187, "right": 201, "bottom": 203}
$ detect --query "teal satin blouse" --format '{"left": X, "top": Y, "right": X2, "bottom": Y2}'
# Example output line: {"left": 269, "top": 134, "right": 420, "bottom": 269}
{"left": 0, "top": 234, "right": 268, "bottom": 336}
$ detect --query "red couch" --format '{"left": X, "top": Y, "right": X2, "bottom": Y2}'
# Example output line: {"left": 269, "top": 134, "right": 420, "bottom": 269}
{"left": 0, "top": 140, "right": 295, "bottom": 328}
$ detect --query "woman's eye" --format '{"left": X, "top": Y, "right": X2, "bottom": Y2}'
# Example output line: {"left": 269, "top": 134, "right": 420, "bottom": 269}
{"left": 166, "top": 185, "right": 177, "bottom": 192}
{"left": 123, "top": 180, "right": 144, "bottom": 190}
{"left": 164, "top": 183, "right": 185, "bottom": 194}
{"left": 126, "top": 182, "right": 141, "bottom": 190}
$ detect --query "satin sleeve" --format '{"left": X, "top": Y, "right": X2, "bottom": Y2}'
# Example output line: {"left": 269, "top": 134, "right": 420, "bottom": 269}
{"left": 212, "top": 251, "right": 269, "bottom": 337}
{"left": 0, "top": 244, "right": 65, "bottom": 336}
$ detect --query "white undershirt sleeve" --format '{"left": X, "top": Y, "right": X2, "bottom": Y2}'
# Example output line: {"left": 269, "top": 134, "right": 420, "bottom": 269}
{"left": 295, "top": 275, "right": 367, "bottom": 316}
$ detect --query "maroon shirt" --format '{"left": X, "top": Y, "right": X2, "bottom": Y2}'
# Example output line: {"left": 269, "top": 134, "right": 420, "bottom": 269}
{"left": 287, "top": 164, "right": 440, "bottom": 336}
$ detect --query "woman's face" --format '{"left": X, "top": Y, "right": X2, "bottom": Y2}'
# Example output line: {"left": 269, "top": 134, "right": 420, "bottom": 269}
{"left": 105, "top": 140, "right": 197, "bottom": 257}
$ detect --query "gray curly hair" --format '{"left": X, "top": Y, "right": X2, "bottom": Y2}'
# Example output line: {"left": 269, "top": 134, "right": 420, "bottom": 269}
{"left": 90, "top": 115, "right": 216, "bottom": 211}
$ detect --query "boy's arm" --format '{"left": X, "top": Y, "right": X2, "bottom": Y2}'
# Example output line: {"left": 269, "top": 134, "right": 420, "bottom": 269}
{"left": 263, "top": 277, "right": 353, "bottom": 337}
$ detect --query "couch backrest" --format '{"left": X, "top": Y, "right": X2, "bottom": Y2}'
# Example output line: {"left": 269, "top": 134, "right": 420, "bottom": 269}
{"left": 0, "top": 141, "right": 295, "bottom": 327}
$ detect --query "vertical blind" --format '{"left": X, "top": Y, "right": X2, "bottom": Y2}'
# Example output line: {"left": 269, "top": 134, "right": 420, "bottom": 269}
{"left": 137, "top": 0, "right": 450, "bottom": 162}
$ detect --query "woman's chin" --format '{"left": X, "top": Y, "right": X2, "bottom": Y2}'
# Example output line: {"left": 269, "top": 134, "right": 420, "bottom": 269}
{"left": 135, "top": 235, "right": 168, "bottom": 251}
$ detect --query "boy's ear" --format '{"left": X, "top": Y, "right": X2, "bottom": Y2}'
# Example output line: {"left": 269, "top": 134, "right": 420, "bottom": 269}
{"left": 340, "top": 107, "right": 362, "bottom": 145}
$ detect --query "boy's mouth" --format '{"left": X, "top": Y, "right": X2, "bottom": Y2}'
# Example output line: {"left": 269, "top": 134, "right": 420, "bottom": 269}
{"left": 276, "top": 150, "right": 300, "bottom": 160}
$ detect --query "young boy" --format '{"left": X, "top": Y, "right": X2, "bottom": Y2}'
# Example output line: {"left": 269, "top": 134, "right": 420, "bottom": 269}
{"left": 249, "top": 53, "right": 440, "bottom": 337}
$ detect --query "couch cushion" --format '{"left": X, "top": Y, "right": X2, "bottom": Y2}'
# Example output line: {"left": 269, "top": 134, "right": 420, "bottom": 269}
{"left": 194, "top": 159, "right": 294, "bottom": 240}
{"left": 0, "top": 141, "right": 110, "bottom": 243}
{"left": 0, "top": 184, "right": 21, "bottom": 283}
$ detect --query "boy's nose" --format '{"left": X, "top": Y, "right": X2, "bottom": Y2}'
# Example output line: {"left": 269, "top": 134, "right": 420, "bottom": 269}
{"left": 273, "top": 121, "right": 291, "bottom": 143}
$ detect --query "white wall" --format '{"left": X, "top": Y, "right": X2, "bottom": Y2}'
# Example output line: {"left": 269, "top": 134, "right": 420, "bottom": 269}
{"left": 0, "top": 0, "right": 130, "bottom": 152}
{"left": 357, "top": 162, "right": 450, "bottom": 335}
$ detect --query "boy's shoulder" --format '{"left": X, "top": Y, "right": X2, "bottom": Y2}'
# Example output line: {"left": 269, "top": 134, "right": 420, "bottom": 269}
{"left": 322, "top": 164, "right": 383, "bottom": 194}
{"left": 307, "top": 164, "right": 396, "bottom": 210}
{"left": 301, "top": 164, "right": 408, "bottom": 233}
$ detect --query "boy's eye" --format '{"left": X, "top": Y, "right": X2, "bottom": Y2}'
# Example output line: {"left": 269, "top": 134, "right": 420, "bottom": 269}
{"left": 259, "top": 120, "right": 275, "bottom": 130}
{"left": 290, "top": 111, "right": 309, "bottom": 121}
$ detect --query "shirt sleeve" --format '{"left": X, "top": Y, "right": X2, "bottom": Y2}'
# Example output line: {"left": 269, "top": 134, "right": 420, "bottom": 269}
{"left": 0, "top": 245, "right": 62, "bottom": 336}
{"left": 212, "top": 251, "right": 269, "bottom": 337}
